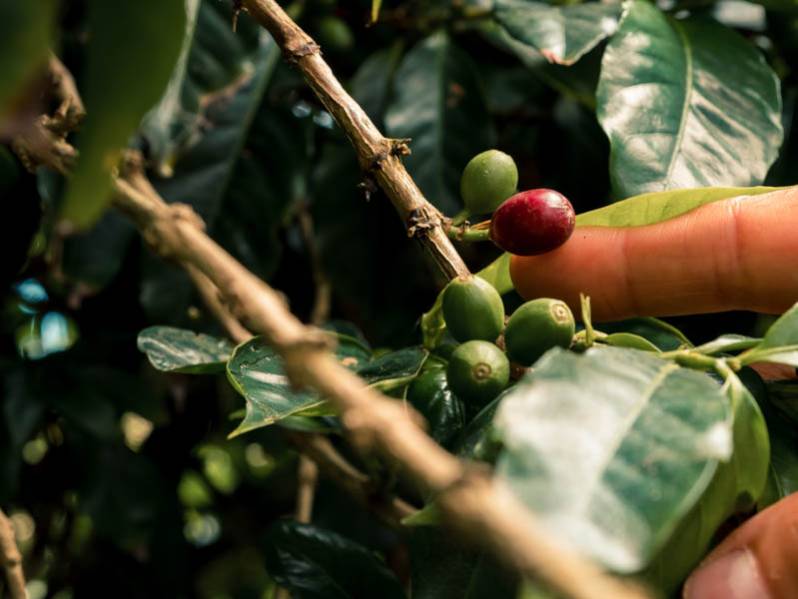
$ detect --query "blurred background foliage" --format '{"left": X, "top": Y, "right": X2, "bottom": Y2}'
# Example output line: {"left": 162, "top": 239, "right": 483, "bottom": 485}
{"left": 1, "top": 0, "right": 797, "bottom": 597}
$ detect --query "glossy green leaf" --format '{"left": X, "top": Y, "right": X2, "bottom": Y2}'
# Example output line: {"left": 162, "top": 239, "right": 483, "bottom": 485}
{"left": 385, "top": 31, "right": 495, "bottom": 214}
{"left": 494, "top": 346, "right": 733, "bottom": 573}
{"left": 694, "top": 334, "right": 761, "bottom": 356}
{"left": 740, "top": 302, "right": 798, "bottom": 367}
{"left": 264, "top": 521, "right": 405, "bottom": 599}
{"left": 356, "top": 346, "right": 429, "bottom": 393}
{"left": 226, "top": 340, "right": 426, "bottom": 436}
{"left": 597, "top": 1, "right": 783, "bottom": 198}
{"left": 494, "top": 0, "right": 622, "bottom": 66}
{"left": 0, "top": 1, "right": 56, "bottom": 121}
{"left": 139, "top": 2, "right": 284, "bottom": 321}
{"left": 137, "top": 326, "right": 233, "bottom": 374}
{"left": 226, "top": 335, "right": 371, "bottom": 437}
{"left": 603, "top": 332, "right": 661, "bottom": 352}
{"left": 62, "top": 0, "right": 187, "bottom": 228}
{"left": 644, "top": 372, "right": 768, "bottom": 592}
{"left": 407, "top": 364, "right": 466, "bottom": 447}
{"left": 143, "top": 1, "right": 281, "bottom": 224}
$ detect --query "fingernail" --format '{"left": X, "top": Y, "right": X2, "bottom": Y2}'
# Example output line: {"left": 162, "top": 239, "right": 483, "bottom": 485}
{"left": 684, "top": 549, "right": 771, "bottom": 599}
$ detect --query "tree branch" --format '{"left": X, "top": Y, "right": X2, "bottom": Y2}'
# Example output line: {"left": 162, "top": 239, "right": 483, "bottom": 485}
{"left": 111, "top": 153, "right": 650, "bottom": 599}
{"left": 0, "top": 509, "right": 26, "bottom": 599}
{"left": 240, "top": 0, "right": 470, "bottom": 282}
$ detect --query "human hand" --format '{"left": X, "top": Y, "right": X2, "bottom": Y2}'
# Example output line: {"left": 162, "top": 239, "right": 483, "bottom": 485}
{"left": 510, "top": 187, "right": 798, "bottom": 322}
{"left": 511, "top": 186, "right": 798, "bottom": 598}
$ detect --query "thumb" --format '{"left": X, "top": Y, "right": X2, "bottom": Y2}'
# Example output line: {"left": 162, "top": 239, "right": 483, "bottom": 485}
{"left": 509, "top": 187, "right": 798, "bottom": 322}
{"left": 683, "top": 493, "right": 798, "bottom": 599}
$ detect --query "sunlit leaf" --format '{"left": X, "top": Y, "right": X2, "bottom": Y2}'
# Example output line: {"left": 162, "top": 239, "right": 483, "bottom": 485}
{"left": 495, "top": 346, "right": 733, "bottom": 572}
{"left": 597, "top": 0, "right": 783, "bottom": 197}
{"left": 494, "top": 0, "right": 622, "bottom": 66}
{"left": 137, "top": 326, "right": 233, "bottom": 374}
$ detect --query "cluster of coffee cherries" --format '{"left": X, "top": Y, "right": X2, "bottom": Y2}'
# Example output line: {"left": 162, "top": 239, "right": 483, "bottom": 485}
{"left": 440, "top": 150, "right": 579, "bottom": 407}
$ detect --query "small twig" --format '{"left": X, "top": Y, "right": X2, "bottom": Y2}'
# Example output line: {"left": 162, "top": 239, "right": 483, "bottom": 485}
{"left": 285, "top": 432, "right": 417, "bottom": 526}
{"left": 295, "top": 456, "right": 318, "bottom": 523}
{"left": 0, "top": 509, "right": 26, "bottom": 599}
{"left": 296, "top": 204, "right": 331, "bottom": 327}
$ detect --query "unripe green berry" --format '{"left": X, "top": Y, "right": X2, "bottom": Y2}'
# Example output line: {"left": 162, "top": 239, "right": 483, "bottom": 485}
{"left": 505, "top": 298, "right": 575, "bottom": 366}
{"left": 447, "top": 340, "right": 510, "bottom": 407}
{"left": 442, "top": 275, "right": 505, "bottom": 343}
{"left": 460, "top": 150, "right": 518, "bottom": 216}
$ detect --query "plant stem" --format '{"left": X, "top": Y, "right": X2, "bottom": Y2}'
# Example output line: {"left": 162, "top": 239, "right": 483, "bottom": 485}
{"left": 241, "top": 0, "right": 470, "bottom": 282}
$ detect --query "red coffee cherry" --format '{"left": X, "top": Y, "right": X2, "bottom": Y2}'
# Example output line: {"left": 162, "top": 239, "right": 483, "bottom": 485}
{"left": 489, "top": 189, "right": 575, "bottom": 256}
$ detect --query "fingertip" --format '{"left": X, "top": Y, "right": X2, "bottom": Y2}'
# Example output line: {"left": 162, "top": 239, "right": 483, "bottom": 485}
{"left": 685, "top": 493, "right": 798, "bottom": 599}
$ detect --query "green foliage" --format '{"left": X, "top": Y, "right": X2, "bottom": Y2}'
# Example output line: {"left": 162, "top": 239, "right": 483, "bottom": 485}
{"left": 494, "top": 346, "right": 734, "bottom": 573}
{"left": 4, "top": 0, "right": 798, "bottom": 596}
{"left": 264, "top": 521, "right": 405, "bottom": 599}
{"left": 62, "top": 0, "right": 187, "bottom": 228}
{"left": 386, "top": 31, "right": 495, "bottom": 214}
{"left": 597, "top": 0, "right": 783, "bottom": 198}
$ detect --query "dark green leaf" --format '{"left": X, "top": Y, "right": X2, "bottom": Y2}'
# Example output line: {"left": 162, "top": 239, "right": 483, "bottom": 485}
{"left": 357, "top": 346, "right": 429, "bottom": 391}
{"left": 351, "top": 45, "right": 404, "bottom": 129}
{"left": 62, "top": 0, "right": 187, "bottom": 228}
{"left": 597, "top": 1, "right": 783, "bottom": 198}
{"left": 409, "top": 527, "right": 517, "bottom": 599}
{"left": 226, "top": 336, "right": 373, "bottom": 436}
{"left": 385, "top": 31, "right": 495, "bottom": 215}
{"left": 264, "top": 521, "right": 405, "bottom": 599}
{"left": 494, "top": 1, "right": 622, "bottom": 66}
{"left": 137, "top": 326, "right": 233, "bottom": 374}
{"left": 495, "top": 346, "right": 733, "bottom": 572}
{"left": 407, "top": 365, "right": 466, "bottom": 447}
{"left": 145, "top": 1, "right": 282, "bottom": 225}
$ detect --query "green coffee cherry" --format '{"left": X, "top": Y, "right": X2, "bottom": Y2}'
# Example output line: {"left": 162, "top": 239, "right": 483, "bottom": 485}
{"left": 442, "top": 275, "right": 505, "bottom": 343}
{"left": 447, "top": 340, "right": 510, "bottom": 407}
{"left": 460, "top": 150, "right": 518, "bottom": 216}
{"left": 505, "top": 298, "right": 575, "bottom": 366}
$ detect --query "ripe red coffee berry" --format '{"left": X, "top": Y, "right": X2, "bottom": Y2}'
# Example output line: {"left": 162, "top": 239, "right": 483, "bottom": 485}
{"left": 489, "top": 189, "right": 575, "bottom": 256}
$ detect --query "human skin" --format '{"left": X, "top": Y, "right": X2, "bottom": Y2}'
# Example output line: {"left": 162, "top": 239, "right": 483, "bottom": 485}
{"left": 510, "top": 187, "right": 798, "bottom": 321}
{"left": 509, "top": 185, "right": 798, "bottom": 599}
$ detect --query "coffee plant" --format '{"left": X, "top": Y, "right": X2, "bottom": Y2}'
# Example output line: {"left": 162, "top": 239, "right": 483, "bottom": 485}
{"left": 1, "top": 0, "right": 798, "bottom": 598}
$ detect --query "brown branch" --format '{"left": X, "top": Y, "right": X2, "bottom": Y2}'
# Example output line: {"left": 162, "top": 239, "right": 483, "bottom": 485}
{"left": 0, "top": 510, "right": 26, "bottom": 599}
{"left": 285, "top": 432, "right": 417, "bottom": 526}
{"left": 11, "top": 55, "right": 84, "bottom": 175}
{"left": 240, "top": 0, "right": 470, "bottom": 282}
{"left": 296, "top": 204, "right": 332, "bottom": 327}
{"left": 111, "top": 153, "right": 649, "bottom": 599}
{"left": 295, "top": 455, "right": 318, "bottom": 523}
